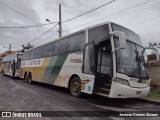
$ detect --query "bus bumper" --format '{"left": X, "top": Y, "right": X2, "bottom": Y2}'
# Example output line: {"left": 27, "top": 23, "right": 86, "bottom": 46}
{"left": 109, "top": 81, "right": 150, "bottom": 98}
{"left": 15, "top": 71, "right": 20, "bottom": 77}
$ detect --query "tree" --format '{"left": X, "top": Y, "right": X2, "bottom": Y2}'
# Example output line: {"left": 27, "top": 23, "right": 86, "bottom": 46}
{"left": 149, "top": 42, "right": 160, "bottom": 49}
{"left": 21, "top": 43, "right": 34, "bottom": 53}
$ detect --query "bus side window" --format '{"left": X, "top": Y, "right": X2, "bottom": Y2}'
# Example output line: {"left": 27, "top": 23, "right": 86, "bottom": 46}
{"left": 31, "top": 48, "right": 37, "bottom": 59}
{"left": 53, "top": 38, "right": 68, "bottom": 55}
{"left": 35, "top": 46, "right": 45, "bottom": 59}
{"left": 43, "top": 43, "right": 54, "bottom": 57}
{"left": 67, "top": 32, "right": 85, "bottom": 53}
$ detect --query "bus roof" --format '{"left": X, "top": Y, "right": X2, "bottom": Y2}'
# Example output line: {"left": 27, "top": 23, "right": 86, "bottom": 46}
{"left": 24, "top": 21, "right": 139, "bottom": 52}
{"left": 2, "top": 52, "right": 22, "bottom": 62}
{"left": 24, "top": 22, "right": 113, "bottom": 53}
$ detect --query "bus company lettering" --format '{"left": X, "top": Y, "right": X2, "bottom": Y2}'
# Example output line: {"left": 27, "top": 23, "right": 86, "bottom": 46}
{"left": 130, "top": 78, "right": 138, "bottom": 82}
{"left": 28, "top": 60, "right": 41, "bottom": 66}
{"left": 70, "top": 59, "right": 82, "bottom": 63}
{"left": 21, "top": 62, "right": 26, "bottom": 66}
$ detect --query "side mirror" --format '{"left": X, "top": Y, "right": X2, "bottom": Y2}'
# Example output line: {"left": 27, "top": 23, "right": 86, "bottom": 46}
{"left": 110, "top": 31, "right": 126, "bottom": 51}
{"left": 143, "top": 47, "right": 159, "bottom": 63}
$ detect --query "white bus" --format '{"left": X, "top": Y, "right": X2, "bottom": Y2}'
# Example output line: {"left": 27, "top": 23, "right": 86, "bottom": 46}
{"left": 1, "top": 53, "right": 22, "bottom": 78}
{"left": 20, "top": 22, "right": 159, "bottom": 98}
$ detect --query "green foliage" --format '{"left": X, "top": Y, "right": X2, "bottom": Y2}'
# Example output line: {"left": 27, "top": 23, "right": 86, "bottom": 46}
{"left": 147, "top": 86, "right": 160, "bottom": 100}
{"left": 147, "top": 54, "right": 157, "bottom": 61}
{"left": 21, "top": 43, "right": 34, "bottom": 52}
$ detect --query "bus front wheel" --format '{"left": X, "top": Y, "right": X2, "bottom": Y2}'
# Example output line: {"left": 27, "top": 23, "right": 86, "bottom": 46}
{"left": 70, "top": 77, "right": 81, "bottom": 97}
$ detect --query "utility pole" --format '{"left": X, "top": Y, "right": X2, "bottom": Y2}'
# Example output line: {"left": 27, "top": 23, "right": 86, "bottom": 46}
{"left": 9, "top": 43, "right": 11, "bottom": 54}
{"left": 59, "top": 4, "right": 62, "bottom": 38}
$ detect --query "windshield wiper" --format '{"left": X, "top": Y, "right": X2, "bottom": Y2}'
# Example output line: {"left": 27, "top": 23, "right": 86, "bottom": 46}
{"left": 135, "top": 50, "right": 142, "bottom": 78}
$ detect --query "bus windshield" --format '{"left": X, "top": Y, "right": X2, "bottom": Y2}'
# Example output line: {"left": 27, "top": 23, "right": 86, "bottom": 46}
{"left": 16, "top": 54, "right": 22, "bottom": 70}
{"left": 115, "top": 40, "right": 149, "bottom": 78}
{"left": 112, "top": 23, "right": 149, "bottom": 79}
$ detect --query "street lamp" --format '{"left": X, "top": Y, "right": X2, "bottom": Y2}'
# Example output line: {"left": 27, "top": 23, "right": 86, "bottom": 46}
{"left": 46, "top": 19, "right": 59, "bottom": 32}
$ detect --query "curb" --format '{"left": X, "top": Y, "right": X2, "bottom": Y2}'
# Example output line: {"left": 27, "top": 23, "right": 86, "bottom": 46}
{"left": 134, "top": 98, "right": 160, "bottom": 106}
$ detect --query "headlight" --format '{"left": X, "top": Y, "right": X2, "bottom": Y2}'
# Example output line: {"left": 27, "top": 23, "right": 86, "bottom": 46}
{"left": 147, "top": 79, "right": 151, "bottom": 87}
{"left": 114, "top": 78, "right": 129, "bottom": 86}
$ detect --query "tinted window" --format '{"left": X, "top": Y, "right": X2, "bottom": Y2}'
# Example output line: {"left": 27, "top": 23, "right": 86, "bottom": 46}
{"left": 25, "top": 51, "right": 29, "bottom": 60}
{"left": 43, "top": 43, "right": 54, "bottom": 57}
{"left": 35, "top": 46, "right": 44, "bottom": 58}
{"left": 67, "top": 32, "right": 85, "bottom": 52}
{"left": 24, "top": 52, "right": 27, "bottom": 60}
{"left": 22, "top": 54, "right": 25, "bottom": 61}
{"left": 83, "top": 43, "right": 95, "bottom": 74}
{"left": 27, "top": 50, "right": 32, "bottom": 60}
{"left": 112, "top": 23, "right": 142, "bottom": 45}
{"left": 23, "top": 52, "right": 28, "bottom": 60}
{"left": 88, "top": 25, "right": 109, "bottom": 44}
{"left": 53, "top": 38, "right": 68, "bottom": 55}
{"left": 30, "top": 49, "right": 37, "bottom": 59}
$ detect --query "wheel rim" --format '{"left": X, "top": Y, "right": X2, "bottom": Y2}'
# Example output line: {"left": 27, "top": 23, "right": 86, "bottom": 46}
{"left": 24, "top": 75, "right": 27, "bottom": 82}
{"left": 28, "top": 75, "right": 32, "bottom": 83}
{"left": 28, "top": 78, "right": 31, "bottom": 83}
{"left": 72, "top": 81, "right": 80, "bottom": 93}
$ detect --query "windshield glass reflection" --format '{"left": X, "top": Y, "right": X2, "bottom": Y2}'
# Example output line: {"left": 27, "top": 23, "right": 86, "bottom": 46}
{"left": 115, "top": 40, "right": 149, "bottom": 78}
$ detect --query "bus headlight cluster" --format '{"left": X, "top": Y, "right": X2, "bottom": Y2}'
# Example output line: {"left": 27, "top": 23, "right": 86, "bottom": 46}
{"left": 114, "top": 78, "right": 129, "bottom": 86}
{"left": 147, "top": 80, "right": 150, "bottom": 87}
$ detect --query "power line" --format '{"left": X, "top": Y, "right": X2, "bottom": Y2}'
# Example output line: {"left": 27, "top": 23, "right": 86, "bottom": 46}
{"left": 34, "top": 32, "right": 58, "bottom": 46}
{"left": 0, "top": 22, "right": 58, "bottom": 29}
{"left": 24, "top": 23, "right": 59, "bottom": 45}
{"left": 62, "top": 0, "right": 159, "bottom": 33}
{"left": 62, "top": 0, "right": 116, "bottom": 23}
{"left": 16, "top": 0, "right": 117, "bottom": 47}
{"left": 29, "top": 0, "right": 158, "bottom": 47}
{"left": 111, "top": 1, "right": 160, "bottom": 19}
{"left": 0, "top": 1, "right": 58, "bottom": 29}
{"left": 5, "top": 0, "right": 159, "bottom": 49}
{"left": 0, "top": 1, "right": 37, "bottom": 23}
{"left": 0, "top": 0, "right": 116, "bottom": 29}
{"left": 32, "top": 0, "right": 116, "bottom": 45}
{"left": 0, "top": 29, "right": 52, "bottom": 32}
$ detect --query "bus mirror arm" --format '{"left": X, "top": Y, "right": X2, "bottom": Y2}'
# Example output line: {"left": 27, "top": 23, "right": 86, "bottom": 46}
{"left": 110, "top": 31, "right": 126, "bottom": 52}
{"left": 143, "top": 47, "right": 159, "bottom": 63}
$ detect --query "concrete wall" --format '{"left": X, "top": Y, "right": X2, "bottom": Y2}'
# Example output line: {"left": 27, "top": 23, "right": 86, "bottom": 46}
{"left": 149, "top": 60, "right": 160, "bottom": 87}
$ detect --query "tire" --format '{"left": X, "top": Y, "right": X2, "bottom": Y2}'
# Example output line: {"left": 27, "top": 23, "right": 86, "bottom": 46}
{"left": 69, "top": 77, "right": 81, "bottom": 97}
{"left": 2, "top": 70, "right": 4, "bottom": 75}
{"left": 24, "top": 73, "right": 28, "bottom": 83}
{"left": 28, "top": 73, "right": 32, "bottom": 84}
{"left": 11, "top": 71, "right": 15, "bottom": 79}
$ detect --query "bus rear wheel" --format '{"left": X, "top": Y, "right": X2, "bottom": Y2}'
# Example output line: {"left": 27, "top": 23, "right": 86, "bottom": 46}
{"left": 70, "top": 77, "right": 81, "bottom": 97}
{"left": 11, "top": 71, "right": 15, "bottom": 79}
{"left": 28, "top": 73, "right": 32, "bottom": 84}
{"left": 24, "top": 73, "right": 28, "bottom": 83}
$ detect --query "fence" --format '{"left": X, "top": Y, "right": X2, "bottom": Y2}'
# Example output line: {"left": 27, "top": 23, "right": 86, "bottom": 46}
{"left": 148, "top": 61, "right": 160, "bottom": 100}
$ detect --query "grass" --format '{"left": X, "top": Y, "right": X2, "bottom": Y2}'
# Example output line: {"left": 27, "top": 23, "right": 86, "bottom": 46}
{"left": 147, "top": 86, "right": 160, "bottom": 101}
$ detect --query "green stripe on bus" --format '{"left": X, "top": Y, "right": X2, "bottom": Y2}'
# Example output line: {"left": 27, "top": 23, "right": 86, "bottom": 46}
{"left": 42, "top": 54, "right": 68, "bottom": 84}
{"left": 41, "top": 56, "right": 58, "bottom": 84}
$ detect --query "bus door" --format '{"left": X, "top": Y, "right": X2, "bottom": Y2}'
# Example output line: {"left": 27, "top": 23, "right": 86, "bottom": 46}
{"left": 11, "top": 60, "right": 16, "bottom": 77}
{"left": 82, "top": 42, "right": 95, "bottom": 94}
{"left": 95, "top": 40, "right": 112, "bottom": 96}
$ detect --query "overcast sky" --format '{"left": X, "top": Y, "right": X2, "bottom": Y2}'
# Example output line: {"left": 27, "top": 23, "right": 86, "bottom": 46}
{"left": 0, "top": 0, "right": 160, "bottom": 53}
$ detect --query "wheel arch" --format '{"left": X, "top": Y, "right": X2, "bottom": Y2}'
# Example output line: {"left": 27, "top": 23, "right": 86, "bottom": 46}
{"left": 68, "top": 74, "right": 81, "bottom": 89}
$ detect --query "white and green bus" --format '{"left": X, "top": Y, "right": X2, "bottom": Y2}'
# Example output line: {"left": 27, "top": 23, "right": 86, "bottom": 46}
{"left": 20, "top": 22, "right": 159, "bottom": 98}
{"left": 1, "top": 53, "right": 22, "bottom": 78}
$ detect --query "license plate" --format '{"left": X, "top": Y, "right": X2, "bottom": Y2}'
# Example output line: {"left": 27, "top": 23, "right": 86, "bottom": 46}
{"left": 136, "top": 91, "right": 141, "bottom": 94}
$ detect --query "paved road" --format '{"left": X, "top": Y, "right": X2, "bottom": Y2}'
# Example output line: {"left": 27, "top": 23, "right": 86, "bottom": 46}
{"left": 0, "top": 75, "right": 159, "bottom": 120}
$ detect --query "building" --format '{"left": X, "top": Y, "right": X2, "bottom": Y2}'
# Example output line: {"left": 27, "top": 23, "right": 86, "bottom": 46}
{"left": 149, "top": 57, "right": 160, "bottom": 87}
